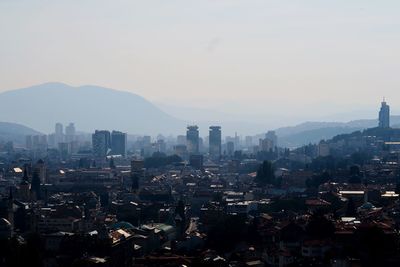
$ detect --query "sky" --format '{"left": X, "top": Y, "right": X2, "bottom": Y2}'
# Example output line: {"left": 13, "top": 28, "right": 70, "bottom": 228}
{"left": 1, "top": 0, "right": 400, "bottom": 125}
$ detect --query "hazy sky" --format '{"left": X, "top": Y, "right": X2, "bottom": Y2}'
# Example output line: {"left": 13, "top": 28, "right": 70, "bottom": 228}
{"left": 1, "top": 0, "right": 400, "bottom": 122}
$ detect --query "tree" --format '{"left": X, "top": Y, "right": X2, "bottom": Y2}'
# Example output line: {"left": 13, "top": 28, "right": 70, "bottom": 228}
{"left": 109, "top": 157, "right": 116, "bottom": 169}
{"left": 351, "top": 152, "right": 370, "bottom": 166}
{"left": 255, "top": 161, "right": 275, "bottom": 186}
{"left": 175, "top": 199, "right": 185, "bottom": 221}
{"left": 306, "top": 171, "right": 331, "bottom": 188}
{"left": 306, "top": 214, "right": 335, "bottom": 239}
{"left": 144, "top": 154, "right": 182, "bottom": 168}
{"left": 356, "top": 226, "right": 395, "bottom": 266}
{"left": 207, "top": 215, "right": 247, "bottom": 252}
{"left": 31, "top": 169, "right": 41, "bottom": 200}
{"left": 345, "top": 197, "right": 357, "bottom": 217}
{"left": 396, "top": 183, "right": 400, "bottom": 195}
{"left": 349, "top": 165, "right": 360, "bottom": 176}
{"left": 348, "top": 165, "right": 361, "bottom": 184}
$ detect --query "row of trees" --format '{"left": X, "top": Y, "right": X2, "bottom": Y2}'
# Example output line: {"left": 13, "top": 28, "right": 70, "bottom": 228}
{"left": 144, "top": 152, "right": 182, "bottom": 168}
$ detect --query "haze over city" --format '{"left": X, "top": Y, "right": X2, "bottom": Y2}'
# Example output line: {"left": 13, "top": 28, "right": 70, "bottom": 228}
{"left": 1, "top": 0, "right": 400, "bottom": 127}
{"left": 2, "top": 1, "right": 400, "bottom": 267}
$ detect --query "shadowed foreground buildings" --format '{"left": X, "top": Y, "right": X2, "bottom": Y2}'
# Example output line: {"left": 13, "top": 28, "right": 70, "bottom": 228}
{"left": 2, "top": 129, "right": 400, "bottom": 266}
{"left": 1, "top": 101, "right": 400, "bottom": 266}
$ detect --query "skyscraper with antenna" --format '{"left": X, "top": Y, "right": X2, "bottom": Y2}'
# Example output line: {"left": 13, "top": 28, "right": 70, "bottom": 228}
{"left": 378, "top": 98, "right": 390, "bottom": 128}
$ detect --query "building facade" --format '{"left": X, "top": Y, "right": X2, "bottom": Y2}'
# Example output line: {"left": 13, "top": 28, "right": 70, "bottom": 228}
{"left": 379, "top": 99, "right": 390, "bottom": 128}
{"left": 92, "top": 130, "right": 111, "bottom": 158}
{"left": 209, "top": 126, "right": 221, "bottom": 160}
{"left": 111, "top": 131, "right": 127, "bottom": 157}
{"left": 186, "top": 126, "right": 199, "bottom": 155}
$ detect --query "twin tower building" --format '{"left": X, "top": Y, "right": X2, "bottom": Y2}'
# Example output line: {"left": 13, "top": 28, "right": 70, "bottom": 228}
{"left": 91, "top": 126, "right": 222, "bottom": 160}
{"left": 186, "top": 125, "right": 221, "bottom": 160}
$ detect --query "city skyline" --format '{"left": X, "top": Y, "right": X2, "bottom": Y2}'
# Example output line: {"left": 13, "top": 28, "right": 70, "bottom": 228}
{"left": 12, "top": 97, "right": 400, "bottom": 153}
{"left": 2, "top": 1, "right": 400, "bottom": 266}
{"left": 0, "top": 82, "right": 397, "bottom": 137}
{"left": 1, "top": 1, "right": 400, "bottom": 121}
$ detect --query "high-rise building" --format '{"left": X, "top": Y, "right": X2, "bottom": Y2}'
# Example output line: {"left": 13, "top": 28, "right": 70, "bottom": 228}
{"left": 157, "top": 139, "right": 166, "bottom": 153}
{"left": 27, "top": 135, "right": 48, "bottom": 151}
{"left": 65, "top": 123, "right": 76, "bottom": 142}
{"left": 225, "top": 136, "right": 235, "bottom": 144}
{"left": 141, "top": 136, "right": 152, "bottom": 157}
{"left": 26, "top": 135, "right": 32, "bottom": 149}
{"left": 245, "top": 136, "right": 253, "bottom": 148}
{"left": 111, "top": 130, "right": 127, "bottom": 157}
{"left": 177, "top": 135, "right": 186, "bottom": 145}
{"left": 259, "top": 138, "right": 274, "bottom": 152}
{"left": 234, "top": 132, "right": 240, "bottom": 150}
{"left": 174, "top": 144, "right": 187, "bottom": 159}
{"left": 92, "top": 130, "right": 111, "bottom": 158}
{"left": 199, "top": 137, "right": 204, "bottom": 153}
{"left": 47, "top": 133, "right": 56, "bottom": 148}
{"left": 209, "top": 126, "right": 221, "bottom": 160}
{"left": 265, "top": 131, "right": 278, "bottom": 148}
{"left": 379, "top": 99, "right": 390, "bottom": 128}
{"left": 58, "top": 142, "right": 69, "bottom": 160}
{"left": 35, "top": 159, "right": 47, "bottom": 184}
{"left": 55, "top": 123, "right": 64, "bottom": 144}
{"left": 227, "top": 141, "right": 235, "bottom": 156}
{"left": 186, "top": 125, "right": 199, "bottom": 155}
{"left": 142, "top": 136, "right": 151, "bottom": 145}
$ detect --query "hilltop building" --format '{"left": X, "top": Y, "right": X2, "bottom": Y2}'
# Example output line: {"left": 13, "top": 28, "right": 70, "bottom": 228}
{"left": 379, "top": 99, "right": 390, "bottom": 128}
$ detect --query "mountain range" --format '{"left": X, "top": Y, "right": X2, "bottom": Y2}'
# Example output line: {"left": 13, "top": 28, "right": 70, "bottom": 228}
{"left": 277, "top": 118, "right": 400, "bottom": 148}
{"left": 0, "top": 122, "right": 41, "bottom": 144}
{"left": 0, "top": 83, "right": 185, "bottom": 135}
{"left": 0, "top": 82, "right": 397, "bottom": 147}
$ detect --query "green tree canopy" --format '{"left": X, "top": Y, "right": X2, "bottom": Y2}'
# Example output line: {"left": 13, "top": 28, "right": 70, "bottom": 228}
{"left": 255, "top": 160, "right": 275, "bottom": 186}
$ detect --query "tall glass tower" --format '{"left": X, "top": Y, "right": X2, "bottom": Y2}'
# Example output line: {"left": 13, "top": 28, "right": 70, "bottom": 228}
{"left": 209, "top": 126, "right": 221, "bottom": 160}
{"left": 379, "top": 99, "right": 390, "bottom": 128}
{"left": 186, "top": 125, "right": 199, "bottom": 155}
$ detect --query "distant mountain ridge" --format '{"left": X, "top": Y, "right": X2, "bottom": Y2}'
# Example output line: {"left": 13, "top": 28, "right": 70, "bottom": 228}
{"left": 0, "top": 83, "right": 185, "bottom": 135}
{"left": 276, "top": 116, "right": 400, "bottom": 148}
{"left": 0, "top": 82, "right": 397, "bottom": 148}
{"left": 0, "top": 122, "right": 41, "bottom": 144}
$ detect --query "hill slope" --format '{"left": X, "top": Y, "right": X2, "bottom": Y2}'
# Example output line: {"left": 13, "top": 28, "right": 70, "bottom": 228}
{"left": 0, "top": 83, "right": 185, "bottom": 134}
{"left": 276, "top": 116, "right": 400, "bottom": 148}
{"left": 0, "top": 122, "right": 41, "bottom": 144}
